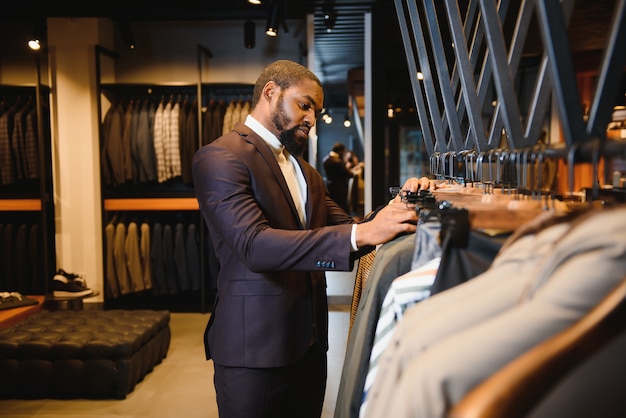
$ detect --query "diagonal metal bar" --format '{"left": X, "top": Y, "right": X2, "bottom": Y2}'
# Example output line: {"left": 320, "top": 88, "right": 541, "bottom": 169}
{"left": 535, "top": 0, "right": 585, "bottom": 146}
{"left": 523, "top": 56, "right": 553, "bottom": 142}
{"left": 478, "top": 0, "right": 526, "bottom": 148}
{"left": 523, "top": 0, "right": 576, "bottom": 144}
{"left": 471, "top": 0, "right": 514, "bottom": 150}
{"left": 447, "top": 0, "right": 512, "bottom": 152}
{"left": 443, "top": 0, "right": 489, "bottom": 151}
{"left": 399, "top": 0, "right": 453, "bottom": 152}
{"left": 488, "top": 0, "right": 571, "bottom": 148}
{"left": 394, "top": 0, "right": 437, "bottom": 155}
{"left": 423, "top": 0, "right": 465, "bottom": 151}
{"left": 586, "top": 0, "right": 626, "bottom": 140}
{"left": 488, "top": 0, "right": 539, "bottom": 148}
{"left": 443, "top": 0, "right": 480, "bottom": 141}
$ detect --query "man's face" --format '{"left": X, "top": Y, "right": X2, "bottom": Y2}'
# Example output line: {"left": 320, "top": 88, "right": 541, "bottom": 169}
{"left": 270, "top": 79, "right": 323, "bottom": 157}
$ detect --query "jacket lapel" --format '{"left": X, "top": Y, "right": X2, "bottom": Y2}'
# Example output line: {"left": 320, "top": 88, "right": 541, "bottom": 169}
{"left": 233, "top": 122, "right": 305, "bottom": 229}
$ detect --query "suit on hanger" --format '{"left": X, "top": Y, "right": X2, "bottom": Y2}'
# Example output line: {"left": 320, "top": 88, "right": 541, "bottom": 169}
{"left": 363, "top": 205, "right": 626, "bottom": 418}
{"left": 334, "top": 231, "right": 425, "bottom": 418}
{"left": 192, "top": 121, "right": 364, "bottom": 370}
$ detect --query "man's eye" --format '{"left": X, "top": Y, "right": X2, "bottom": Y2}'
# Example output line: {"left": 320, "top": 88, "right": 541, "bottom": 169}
{"left": 301, "top": 103, "right": 311, "bottom": 111}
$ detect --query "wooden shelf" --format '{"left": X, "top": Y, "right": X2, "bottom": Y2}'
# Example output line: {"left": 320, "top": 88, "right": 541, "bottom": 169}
{"left": 0, "top": 295, "right": 45, "bottom": 330}
{"left": 0, "top": 199, "right": 42, "bottom": 211}
{"left": 104, "top": 197, "right": 199, "bottom": 211}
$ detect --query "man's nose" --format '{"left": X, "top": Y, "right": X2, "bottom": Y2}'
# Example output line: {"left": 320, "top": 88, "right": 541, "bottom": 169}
{"left": 303, "top": 113, "right": 314, "bottom": 128}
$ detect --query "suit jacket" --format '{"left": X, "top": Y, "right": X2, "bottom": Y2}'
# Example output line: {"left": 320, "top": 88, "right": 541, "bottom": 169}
{"left": 192, "top": 122, "right": 367, "bottom": 369}
{"left": 362, "top": 205, "right": 626, "bottom": 418}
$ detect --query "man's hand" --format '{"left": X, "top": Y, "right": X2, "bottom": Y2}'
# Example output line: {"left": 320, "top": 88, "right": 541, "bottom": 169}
{"left": 391, "top": 176, "right": 435, "bottom": 203}
{"left": 356, "top": 200, "right": 418, "bottom": 247}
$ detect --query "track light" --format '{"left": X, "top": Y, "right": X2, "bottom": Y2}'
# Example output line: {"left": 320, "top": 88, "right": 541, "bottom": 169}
{"left": 117, "top": 21, "right": 136, "bottom": 50}
{"left": 28, "top": 39, "right": 41, "bottom": 51}
{"left": 244, "top": 20, "right": 256, "bottom": 48}
{"left": 323, "top": 4, "right": 337, "bottom": 33}
{"left": 265, "top": 0, "right": 280, "bottom": 37}
{"left": 27, "top": 21, "right": 46, "bottom": 51}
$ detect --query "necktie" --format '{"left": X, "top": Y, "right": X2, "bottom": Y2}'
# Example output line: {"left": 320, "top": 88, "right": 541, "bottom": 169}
{"left": 278, "top": 149, "right": 306, "bottom": 225}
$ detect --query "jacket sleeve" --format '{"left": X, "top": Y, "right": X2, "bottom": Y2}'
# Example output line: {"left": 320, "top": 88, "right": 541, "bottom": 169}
{"left": 192, "top": 135, "right": 356, "bottom": 274}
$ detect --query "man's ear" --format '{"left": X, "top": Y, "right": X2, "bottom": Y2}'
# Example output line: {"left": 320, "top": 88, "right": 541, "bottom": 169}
{"left": 263, "top": 81, "right": 278, "bottom": 103}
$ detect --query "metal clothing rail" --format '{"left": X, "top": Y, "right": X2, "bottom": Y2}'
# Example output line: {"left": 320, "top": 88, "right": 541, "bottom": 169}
{"left": 394, "top": 0, "right": 626, "bottom": 188}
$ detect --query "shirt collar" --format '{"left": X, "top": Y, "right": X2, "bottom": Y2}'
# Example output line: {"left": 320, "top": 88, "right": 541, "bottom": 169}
{"left": 245, "top": 114, "right": 283, "bottom": 158}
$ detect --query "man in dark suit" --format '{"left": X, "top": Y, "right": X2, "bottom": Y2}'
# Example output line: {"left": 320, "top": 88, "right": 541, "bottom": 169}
{"left": 323, "top": 142, "right": 354, "bottom": 213}
{"left": 192, "top": 59, "right": 421, "bottom": 418}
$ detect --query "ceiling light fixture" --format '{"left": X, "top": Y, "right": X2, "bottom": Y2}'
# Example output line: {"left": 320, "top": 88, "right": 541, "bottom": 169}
{"left": 117, "top": 21, "right": 136, "bottom": 50}
{"left": 27, "top": 21, "right": 46, "bottom": 52}
{"left": 265, "top": 0, "right": 280, "bottom": 37}
{"left": 323, "top": 3, "right": 337, "bottom": 33}
{"left": 343, "top": 115, "right": 351, "bottom": 128}
{"left": 248, "top": 0, "right": 262, "bottom": 4}
{"left": 28, "top": 39, "right": 41, "bottom": 51}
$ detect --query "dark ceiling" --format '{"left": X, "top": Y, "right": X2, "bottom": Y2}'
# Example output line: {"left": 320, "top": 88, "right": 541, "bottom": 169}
{"left": 2, "top": 0, "right": 618, "bottom": 110}
{"left": 3, "top": 0, "right": 391, "bottom": 109}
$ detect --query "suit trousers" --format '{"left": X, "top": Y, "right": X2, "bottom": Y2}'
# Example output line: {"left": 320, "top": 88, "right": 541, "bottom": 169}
{"left": 213, "top": 344, "right": 327, "bottom": 418}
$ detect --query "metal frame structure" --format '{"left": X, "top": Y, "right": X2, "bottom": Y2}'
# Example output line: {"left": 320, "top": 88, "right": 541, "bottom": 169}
{"left": 394, "top": 0, "right": 626, "bottom": 194}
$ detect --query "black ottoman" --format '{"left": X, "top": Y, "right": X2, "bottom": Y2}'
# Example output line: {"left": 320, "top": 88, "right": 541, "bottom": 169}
{"left": 0, "top": 309, "right": 171, "bottom": 399}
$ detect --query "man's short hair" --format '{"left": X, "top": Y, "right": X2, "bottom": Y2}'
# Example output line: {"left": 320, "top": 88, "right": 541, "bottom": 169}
{"left": 332, "top": 142, "right": 346, "bottom": 154}
{"left": 251, "top": 60, "right": 323, "bottom": 109}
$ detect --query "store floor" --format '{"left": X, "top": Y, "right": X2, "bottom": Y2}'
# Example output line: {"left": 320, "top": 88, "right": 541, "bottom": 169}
{"left": 0, "top": 304, "right": 351, "bottom": 418}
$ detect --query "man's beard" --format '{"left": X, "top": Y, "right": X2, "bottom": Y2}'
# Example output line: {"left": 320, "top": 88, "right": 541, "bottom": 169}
{"left": 271, "top": 97, "right": 307, "bottom": 157}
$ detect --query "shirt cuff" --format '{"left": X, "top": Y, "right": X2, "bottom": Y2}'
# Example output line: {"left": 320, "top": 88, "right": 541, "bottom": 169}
{"left": 351, "top": 224, "right": 358, "bottom": 251}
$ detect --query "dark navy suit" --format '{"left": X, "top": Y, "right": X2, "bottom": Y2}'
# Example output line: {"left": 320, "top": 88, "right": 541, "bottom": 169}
{"left": 192, "top": 121, "right": 370, "bottom": 418}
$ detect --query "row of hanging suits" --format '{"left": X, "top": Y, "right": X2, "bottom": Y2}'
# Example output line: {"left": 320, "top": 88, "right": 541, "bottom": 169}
{"left": 201, "top": 98, "right": 250, "bottom": 148}
{"left": 104, "top": 217, "right": 218, "bottom": 299}
{"left": 0, "top": 97, "right": 41, "bottom": 186}
{"left": 101, "top": 96, "right": 251, "bottom": 188}
{"left": 101, "top": 97, "right": 196, "bottom": 187}
{"left": 0, "top": 221, "right": 43, "bottom": 295}
{"left": 335, "top": 186, "right": 626, "bottom": 418}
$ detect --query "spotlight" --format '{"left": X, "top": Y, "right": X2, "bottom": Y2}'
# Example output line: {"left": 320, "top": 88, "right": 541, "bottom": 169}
{"left": 343, "top": 115, "right": 351, "bottom": 128}
{"left": 117, "top": 21, "right": 136, "bottom": 50}
{"left": 266, "top": 0, "right": 280, "bottom": 37}
{"left": 27, "top": 21, "right": 46, "bottom": 51}
{"left": 28, "top": 39, "right": 41, "bottom": 51}
{"left": 244, "top": 20, "right": 256, "bottom": 48}
{"left": 248, "top": 0, "right": 262, "bottom": 4}
{"left": 323, "top": 4, "right": 336, "bottom": 33}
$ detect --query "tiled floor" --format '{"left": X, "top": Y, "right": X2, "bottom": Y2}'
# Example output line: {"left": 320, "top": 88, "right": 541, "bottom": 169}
{"left": 0, "top": 305, "right": 351, "bottom": 418}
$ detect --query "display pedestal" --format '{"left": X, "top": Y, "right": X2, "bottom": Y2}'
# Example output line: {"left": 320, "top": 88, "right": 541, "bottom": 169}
{"left": 45, "top": 291, "right": 100, "bottom": 310}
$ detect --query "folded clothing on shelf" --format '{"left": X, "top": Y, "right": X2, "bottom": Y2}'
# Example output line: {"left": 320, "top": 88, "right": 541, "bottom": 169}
{"left": 0, "top": 292, "right": 40, "bottom": 311}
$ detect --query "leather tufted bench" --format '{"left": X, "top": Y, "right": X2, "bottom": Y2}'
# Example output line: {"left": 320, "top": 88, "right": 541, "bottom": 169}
{"left": 0, "top": 309, "right": 170, "bottom": 399}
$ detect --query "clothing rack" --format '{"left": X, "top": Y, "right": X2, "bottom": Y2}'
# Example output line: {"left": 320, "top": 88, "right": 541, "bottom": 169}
{"left": 202, "top": 83, "right": 253, "bottom": 105}
{"left": 0, "top": 81, "right": 55, "bottom": 296}
{"left": 394, "top": 0, "right": 626, "bottom": 197}
{"left": 100, "top": 84, "right": 199, "bottom": 105}
{"left": 95, "top": 45, "right": 233, "bottom": 313}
